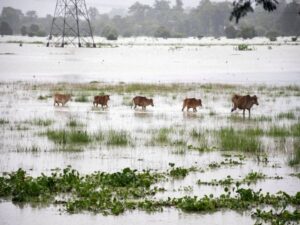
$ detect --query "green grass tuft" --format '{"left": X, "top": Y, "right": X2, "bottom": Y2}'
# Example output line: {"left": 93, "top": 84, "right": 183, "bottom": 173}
{"left": 218, "top": 127, "right": 261, "bottom": 152}
{"left": 107, "top": 130, "right": 131, "bottom": 146}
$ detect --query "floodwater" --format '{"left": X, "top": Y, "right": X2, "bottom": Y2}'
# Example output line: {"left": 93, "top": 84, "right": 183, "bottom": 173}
{"left": 0, "top": 37, "right": 300, "bottom": 225}
{"left": 0, "top": 36, "right": 299, "bottom": 84}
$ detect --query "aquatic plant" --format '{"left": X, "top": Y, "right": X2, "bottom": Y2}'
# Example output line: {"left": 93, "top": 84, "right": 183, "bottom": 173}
{"left": 218, "top": 127, "right": 261, "bottom": 152}
{"left": 289, "top": 139, "right": 300, "bottom": 167}
{"left": 106, "top": 130, "right": 131, "bottom": 146}
{"left": 45, "top": 129, "right": 90, "bottom": 144}
{"left": 75, "top": 95, "right": 89, "bottom": 102}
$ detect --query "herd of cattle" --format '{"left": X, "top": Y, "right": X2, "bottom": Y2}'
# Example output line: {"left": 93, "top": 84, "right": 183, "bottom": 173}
{"left": 53, "top": 93, "right": 259, "bottom": 117}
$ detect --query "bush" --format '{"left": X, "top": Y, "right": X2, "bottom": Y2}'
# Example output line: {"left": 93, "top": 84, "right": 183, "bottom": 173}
{"left": 224, "top": 25, "right": 238, "bottom": 39}
{"left": 0, "top": 21, "right": 13, "bottom": 35}
{"left": 238, "top": 26, "right": 256, "bottom": 39}
{"left": 102, "top": 26, "right": 118, "bottom": 40}
{"left": 154, "top": 26, "right": 171, "bottom": 39}
{"left": 266, "top": 31, "right": 279, "bottom": 42}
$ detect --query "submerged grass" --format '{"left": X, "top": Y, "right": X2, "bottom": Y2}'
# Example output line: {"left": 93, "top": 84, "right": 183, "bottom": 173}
{"left": 218, "top": 127, "right": 261, "bottom": 152}
{"left": 45, "top": 129, "right": 90, "bottom": 144}
{"left": 0, "top": 118, "right": 9, "bottom": 125}
{"left": 289, "top": 139, "right": 300, "bottom": 167}
{"left": 277, "top": 112, "right": 296, "bottom": 120}
{"left": 75, "top": 95, "right": 89, "bottom": 102}
{"left": 106, "top": 130, "right": 131, "bottom": 146}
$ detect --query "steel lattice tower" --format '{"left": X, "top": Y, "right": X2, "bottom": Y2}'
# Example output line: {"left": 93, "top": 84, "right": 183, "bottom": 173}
{"left": 47, "top": 0, "right": 96, "bottom": 47}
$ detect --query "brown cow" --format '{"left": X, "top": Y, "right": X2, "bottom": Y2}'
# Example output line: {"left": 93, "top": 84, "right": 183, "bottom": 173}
{"left": 182, "top": 98, "right": 202, "bottom": 112}
{"left": 93, "top": 95, "right": 110, "bottom": 108}
{"left": 132, "top": 96, "right": 154, "bottom": 110}
{"left": 231, "top": 94, "right": 259, "bottom": 117}
{"left": 54, "top": 93, "right": 71, "bottom": 106}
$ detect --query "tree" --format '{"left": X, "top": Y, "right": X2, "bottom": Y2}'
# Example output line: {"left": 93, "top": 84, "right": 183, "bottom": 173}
{"left": 230, "top": 0, "right": 299, "bottom": 23}
{"left": 278, "top": 0, "right": 300, "bottom": 35}
{"left": 238, "top": 25, "right": 256, "bottom": 39}
{"left": 26, "top": 11, "right": 37, "bottom": 19}
{"left": 0, "top": 21, "right": 13, "bottom": 35}
{"left": 224, "top": 25, "right": 238, "bottom": 38}
{"left": 30, "top": 24, "right": 39, "bottom": 33}
{"left": 154, "top": 26, "right": 171, "bottom": 38}
{"left": 1, "top": 7, "right": 23, "bottom": 33}
{"left": 174, "top": 0, "right": 183, "bottom": 12}
{"left": 20, "top": 25, "right": 27, "bottom": 36}
{"left": 102, "top": 25, "right": 118, "bottom": 40}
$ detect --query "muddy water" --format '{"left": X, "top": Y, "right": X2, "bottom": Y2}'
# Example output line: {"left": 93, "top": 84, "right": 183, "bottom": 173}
{"left": 0, "top": 41, "right": 300, "bottom": 84}
{"left": 0, "top": 39, "right": 300, "bottom": 224}
{"left": 0, "top": 202, "right": 255, "bottom": 225}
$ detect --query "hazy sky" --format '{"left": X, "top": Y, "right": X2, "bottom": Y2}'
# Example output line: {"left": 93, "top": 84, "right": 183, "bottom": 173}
{"left": 0, "top": 0, "right": 204, "bottom": 16}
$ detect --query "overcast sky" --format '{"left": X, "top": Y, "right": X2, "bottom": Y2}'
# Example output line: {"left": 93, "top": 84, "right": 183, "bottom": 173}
{"left": 0, "top": 0, "right": 206, "bottom": 16}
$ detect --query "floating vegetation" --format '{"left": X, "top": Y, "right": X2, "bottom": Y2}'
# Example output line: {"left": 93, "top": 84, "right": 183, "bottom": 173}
{"left": 168, "top": 166, "right": 196, "bottom": 179}
{"left": 242, "top": 171, "right": 267, "bottom": 184}
{"left": 197, "top": 175, "right": 234, "bottom": 186}
{"left": 0, "top": 167, "right": 162, "bottom": 215}
{"left": 197, "top": 172, "right": 281, "bottom": 187}
{"left": 252, "top": 209, "right": 300, "bottom": 225}
{"left": 0, "top": 167, "right": 299, "bottom": 225}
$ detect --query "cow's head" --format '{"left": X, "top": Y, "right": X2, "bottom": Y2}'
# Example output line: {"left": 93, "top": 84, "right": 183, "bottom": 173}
{"left": 252, "top": 95, "right": 259, "bottom": 105}
{"left": 107, "top": 95, "right": 110, "bottom": 100}
{"left": 150, "top": 98, "right": 154, "bottom": 107}
{"left": 198, "top": 99, "right": 202, "bottom": 107}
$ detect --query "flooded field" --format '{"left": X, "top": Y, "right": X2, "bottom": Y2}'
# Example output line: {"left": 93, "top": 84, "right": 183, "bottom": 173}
{"left": 0, "top": 38, "right": 300, "bottom": 225}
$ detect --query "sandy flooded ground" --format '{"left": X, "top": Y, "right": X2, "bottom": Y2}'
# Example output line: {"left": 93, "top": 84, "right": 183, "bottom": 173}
{"left": 0, "top": 37, "right": 300, "bottom": 225}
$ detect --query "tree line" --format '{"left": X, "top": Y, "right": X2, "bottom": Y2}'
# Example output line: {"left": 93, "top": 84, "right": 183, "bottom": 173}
{"left": 0, "top": 0, "right": 299, "bottom": 39}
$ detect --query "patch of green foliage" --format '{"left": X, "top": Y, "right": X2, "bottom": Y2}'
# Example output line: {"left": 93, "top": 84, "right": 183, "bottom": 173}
{"left": 150, "top": 127, "right": 172, "bottom": 145}
{"left": 37, "top": 95, "right": 48, "bottom": 100}
{"left": 106, "top": 130, "right": 131, "bottom": 146}
{"left": 242, "top": 171, "right": 267, "bottom": 183}
{"left": 45, "top": 129, "right": 90, "bottom": 144}
{"left": 0, "top": 118, "right": 9, "bottom": 125}
{"left": 0, "top": 167, "right": 299, "bottom": 223}
{"left": 289, "top": 139, "right": 300, "bottom": 167}
{"left": 0, "top": 167, "right": 162, "bottom": 215}
{"left": 75, "top": 95, "right": 88, "bottom": 102}
{"left": 218, "top": 127, "right": 262, "bottom": 152}
{"left": 31, "top": 118, "right": 53, "bottom": 126}
{"left": 252, "top": 209, "right": 300, "bottom": 225}
{"left": 197, "top": 175, "right": 234, "bottom": 186}
{"left": 277, "top": 112, "right": 296, "bottom": 120}
{"left": 237, "top": 44, "right": 252, "bottom": 51}
{"left": 66, "top": 118, "right": 83, "bottom": 127}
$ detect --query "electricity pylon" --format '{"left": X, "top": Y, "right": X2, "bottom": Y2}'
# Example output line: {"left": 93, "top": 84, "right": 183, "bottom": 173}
{"left": 47, "top": 0, "right": 96, "bottom": 47}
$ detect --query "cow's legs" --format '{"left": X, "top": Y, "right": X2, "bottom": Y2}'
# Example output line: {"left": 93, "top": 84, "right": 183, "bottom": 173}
{"left": 248, "top": 109, "right": 251, "bottom": 118}
{"left": 243, "top": 109, "right": 245, "bottom": 118}
{"left": 182, "top": 104, "right": 185, "bottom": 112}
{"left": 193, "top": 108, "right": 197, "bottom": 112}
